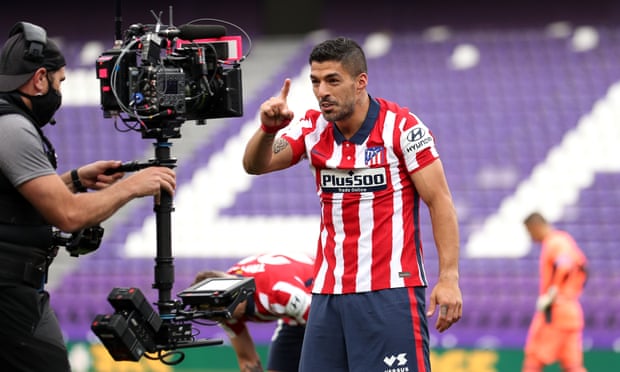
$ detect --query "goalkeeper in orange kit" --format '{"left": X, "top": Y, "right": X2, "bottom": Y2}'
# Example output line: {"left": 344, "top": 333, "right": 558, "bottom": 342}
{"left": 522, "top": 212, "right": 589, "bottom": 372}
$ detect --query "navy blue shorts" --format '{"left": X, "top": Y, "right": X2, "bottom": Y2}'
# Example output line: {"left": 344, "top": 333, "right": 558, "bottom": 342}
{"left": 299, "top": 287, "right": 430, "bottom": 372}
{"left": 267, "top": 320, "right": 305, "bottom": 372}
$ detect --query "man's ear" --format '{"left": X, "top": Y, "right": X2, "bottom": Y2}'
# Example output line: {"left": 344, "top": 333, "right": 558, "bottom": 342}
{"left": 32, "top": 68, "right": 48, "bottom": 93}
{"left": 356, "top": 72, "right": 368, "bottom": 93}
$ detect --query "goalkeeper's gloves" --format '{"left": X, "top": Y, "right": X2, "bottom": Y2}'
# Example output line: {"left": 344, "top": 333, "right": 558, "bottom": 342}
{"left": 536, "top": 286, "right": 558, "bottom": 311}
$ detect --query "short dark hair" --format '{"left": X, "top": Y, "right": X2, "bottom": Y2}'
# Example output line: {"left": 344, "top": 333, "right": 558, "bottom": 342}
{"left": 192, "top": 270, "right": 230, "bottom": 285}
{"left": 523, "top": 212, "right": 547, "bottom": 225}
{"left": 309, "top": 37, "right": 367, "bottom": 77}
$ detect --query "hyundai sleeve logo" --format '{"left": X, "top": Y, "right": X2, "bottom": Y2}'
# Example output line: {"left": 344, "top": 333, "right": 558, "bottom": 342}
{"left": 407, "top": 127, "right": 426, "bottom": 142}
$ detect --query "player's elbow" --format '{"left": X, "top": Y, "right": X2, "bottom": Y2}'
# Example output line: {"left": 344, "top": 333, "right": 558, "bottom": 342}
{"left": 242, "top": 155, "right": 275, "bottom": 175}
{"left": 427, "top": 193, "right": 457, "bottom": 217}
{"left": 243, "top": 161, "right": 266, "bottom": 175}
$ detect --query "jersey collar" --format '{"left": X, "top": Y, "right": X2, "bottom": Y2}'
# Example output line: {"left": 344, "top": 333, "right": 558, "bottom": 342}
{"left": 332, "top": 95, "right": 379, "bottom": 145}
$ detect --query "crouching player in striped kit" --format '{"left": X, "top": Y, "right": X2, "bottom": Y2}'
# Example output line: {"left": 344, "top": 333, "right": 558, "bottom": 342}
{"left": 193, "top": 253, "right": 314, "bottom": 372}
{"left": 243, "top": 37, "right": 462, "bottom": 371}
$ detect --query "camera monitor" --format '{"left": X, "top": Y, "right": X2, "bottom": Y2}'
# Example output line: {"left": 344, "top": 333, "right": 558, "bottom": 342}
{"left": 178, "top": 277, "right": 255, "bottom": 307}
{"left": 175, "top": 35, "right": 242, "bottom": 63}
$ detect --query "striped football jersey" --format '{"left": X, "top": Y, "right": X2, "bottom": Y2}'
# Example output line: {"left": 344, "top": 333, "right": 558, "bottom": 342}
{"left": 281, "top": 97, "right": 439, "bottom": 294}
{"left": 222, "top": 253, "right": 314, "bottom": 336}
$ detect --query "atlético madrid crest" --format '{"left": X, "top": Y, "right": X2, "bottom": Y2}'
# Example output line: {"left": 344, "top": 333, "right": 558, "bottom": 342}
{"left": 365, "top": 146, "right": 386, "bottom": 166}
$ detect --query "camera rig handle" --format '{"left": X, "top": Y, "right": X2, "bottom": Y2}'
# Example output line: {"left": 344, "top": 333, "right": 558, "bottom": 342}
{"left": 104, "top": 158, "right": 177, "bottom": 175}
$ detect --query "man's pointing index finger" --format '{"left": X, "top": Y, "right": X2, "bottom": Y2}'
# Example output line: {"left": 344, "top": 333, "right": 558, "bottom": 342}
{"left": 279, "top": 78, "right": 291, "bottom": 100}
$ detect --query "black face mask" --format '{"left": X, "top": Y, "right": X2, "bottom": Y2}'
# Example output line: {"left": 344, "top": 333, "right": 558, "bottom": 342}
{"left": 19, "top": 78, "right": 62, "bottom": 127}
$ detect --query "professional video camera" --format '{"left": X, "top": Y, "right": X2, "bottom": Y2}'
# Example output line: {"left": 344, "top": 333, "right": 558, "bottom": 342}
{"left": 95, "top": 9, "right": 248, "bottom": 139}
{"left": 91, "top": 4, "right": 254, "bottom": 365}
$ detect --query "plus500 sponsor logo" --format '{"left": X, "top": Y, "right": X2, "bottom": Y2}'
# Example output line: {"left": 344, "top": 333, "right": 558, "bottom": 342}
{"left": 320, "top": 168, "right": 387, "bottom": 193}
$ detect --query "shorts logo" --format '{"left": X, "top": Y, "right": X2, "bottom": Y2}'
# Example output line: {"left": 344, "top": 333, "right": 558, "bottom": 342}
{"left": 320, "top": 168, "right": 387, "bottom": 193}
{"left": 383, "top": 353, "right": 409, "bottom": 372}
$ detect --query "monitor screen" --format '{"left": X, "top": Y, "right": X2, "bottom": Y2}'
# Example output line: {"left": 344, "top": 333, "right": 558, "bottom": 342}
{"left": 194, "top": 278, "right": 244, "bottom": 292}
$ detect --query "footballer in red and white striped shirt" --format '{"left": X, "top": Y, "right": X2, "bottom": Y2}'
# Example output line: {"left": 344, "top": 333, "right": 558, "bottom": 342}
{"left": 282, "top": 97, "right": 437, "bottom": 295}
{"left": 243, "top": 36, "right": 461, "bottom": 372}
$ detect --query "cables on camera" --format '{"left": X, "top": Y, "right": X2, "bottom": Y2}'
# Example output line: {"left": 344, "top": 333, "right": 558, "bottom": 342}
{"left": 96, "top": 11, "right": 250, "bottom": 139}
{"left": 92, "top": 278, "right": 255, "bottom": 363}
{"left": 93, "top": 4, "right": 253, "bottom": 367}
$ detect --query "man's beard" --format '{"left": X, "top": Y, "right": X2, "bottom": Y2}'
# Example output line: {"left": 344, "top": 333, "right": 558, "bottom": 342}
{"left": 321, "top": 98, "right": 355, "bottom": 123}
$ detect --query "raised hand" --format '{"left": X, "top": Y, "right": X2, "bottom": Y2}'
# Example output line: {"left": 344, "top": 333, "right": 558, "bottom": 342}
{"left": 259, "top": 78, "right": 294, "bottom": 132}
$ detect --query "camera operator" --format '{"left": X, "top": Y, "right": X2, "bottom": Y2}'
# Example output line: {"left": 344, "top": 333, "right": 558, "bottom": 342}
{"left": 0, "top": 22, "right": 176, "bottom": 371}
{"left": 193, "top": 253, "right": 314, "bottom": 372}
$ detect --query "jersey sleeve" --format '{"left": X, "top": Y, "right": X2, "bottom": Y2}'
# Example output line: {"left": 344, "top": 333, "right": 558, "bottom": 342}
{"left": 280, "top": 110, "right": 317, "bottom": 166}
{"left": 397, "top": 113, "right": 439, "bottom": 174}
{"left": 262, "top": 280, "right": 311, "bottom": 324}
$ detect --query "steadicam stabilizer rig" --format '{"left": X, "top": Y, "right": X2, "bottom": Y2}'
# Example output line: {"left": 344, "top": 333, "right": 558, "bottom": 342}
{"left": 90, "top": 3, "right": 255, "bottom": 365}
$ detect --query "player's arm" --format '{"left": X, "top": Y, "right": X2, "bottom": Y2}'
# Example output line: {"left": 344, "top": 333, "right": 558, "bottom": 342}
{"left": 537, "top": 240, "right": 574, "bottom": 310}
{"left": 272, "top": 283, "right": 312, "bottom": 323}
{"left": 243, "top": 129, "right": 294, "bottom": 174}
{"left": 243, "top": 79, "right": 295, "bottom": 175}
{"left": 411, "top": 159, "right": 462, "bottom": 332}
{"left": 228, "top": 324, "right": 264, "bottom": 372}
{"left": 548, "top": 239, "right": 578, "bottom": 288}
